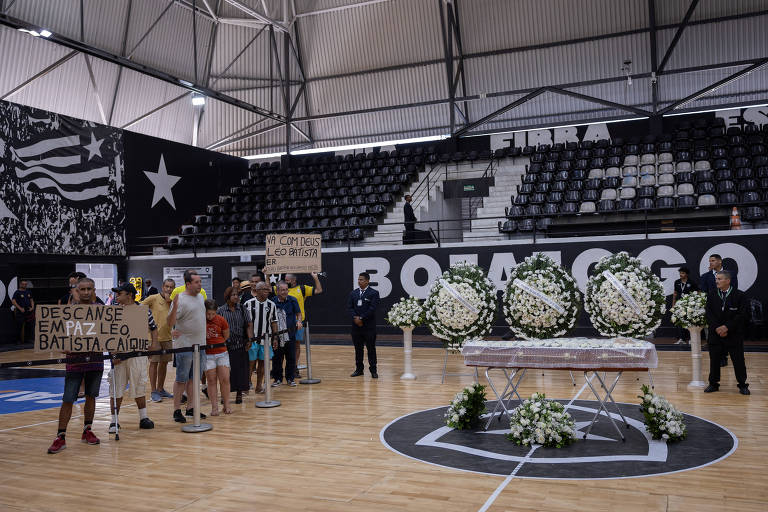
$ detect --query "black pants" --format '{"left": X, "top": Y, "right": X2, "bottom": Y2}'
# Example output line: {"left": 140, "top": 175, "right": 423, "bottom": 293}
{"left": 352, "top": 328, "right": 377, "bottom": 372}
{"left": 15, "top": 314, "right": 33, "bottom": 343}
{"left": 707, "top": 335, "right": 747, "bottom": 387}
{"left": 272, "top": 336, "right": 296, "bottom": 383}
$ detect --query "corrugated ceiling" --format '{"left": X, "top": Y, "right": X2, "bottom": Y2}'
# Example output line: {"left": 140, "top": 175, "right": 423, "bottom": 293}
{"left": 1, "top": 0, "right": 767, "bottom": 156}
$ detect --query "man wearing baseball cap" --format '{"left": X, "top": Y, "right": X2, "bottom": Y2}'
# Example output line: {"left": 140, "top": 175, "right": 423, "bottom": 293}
{"left": 108, "top": 282, "right": 158, "bottom": 432}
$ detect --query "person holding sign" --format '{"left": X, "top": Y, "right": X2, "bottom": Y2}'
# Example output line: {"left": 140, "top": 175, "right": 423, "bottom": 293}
{"left": 108, "top": 283, "right": 158, "bottom": 432}
{"left": 47, "top": 278, "right": 103, "bottom": 454}
{"left": 347, "top": 272, "right": 380, "bottom": 379}
{"left": 283, "top": 272, "right": 323, "bottom": 377}
{"left": 167, "top": 270, "right": 207, "bottom": 423}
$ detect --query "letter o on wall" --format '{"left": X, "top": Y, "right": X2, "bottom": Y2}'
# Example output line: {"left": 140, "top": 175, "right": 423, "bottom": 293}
{"left": 699, "top": 242, "right": 757, "bottom": 291}
{"left": 401, "top": 255, "right": 442, "bottom": 299}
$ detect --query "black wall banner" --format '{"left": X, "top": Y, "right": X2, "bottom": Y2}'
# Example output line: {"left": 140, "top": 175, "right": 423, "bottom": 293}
{"left": 0, "top": 100, "right": 125, "bottom": 256}
{"left": 127, "top": 230, "right": 767, "bottom": 337}
{"left": 123, "top": 131, "right": 248, "bottom": 252}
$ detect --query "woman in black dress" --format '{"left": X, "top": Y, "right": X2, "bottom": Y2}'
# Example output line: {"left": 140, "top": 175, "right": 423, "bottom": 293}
{"left": 217, "top": 286, "right": 253, "bottom": 403}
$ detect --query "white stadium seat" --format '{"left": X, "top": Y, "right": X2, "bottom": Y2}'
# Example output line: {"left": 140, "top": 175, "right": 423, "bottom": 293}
{"left": 604, "top": 167, "right": 620, "bottom": 178}
{"left": 623, "top": 155, "right": 638, "bottom": 166}
{"left": 694, "top": 160, "right": 711, "bottom": 171}
{"left": 657, "top": 185, "right": 674, "bottom": 197}
{"left": 601, "top": 188, "right": 618, "bottom": 200}
{"left": 579, "top": 201, "right": 596, "bottom": 213}
{"left": 588, "top": 168, "right": 604, "bottom": 179}
{"left": 677, "top": 183, "right": 694, "bottom": 196}
{"left": 621, "top": 176, "right": 637, "bottom": 188}
{"left": 658, "top": 173, "right": 675, "bottom": 186}
{"left": 640, "top": 165, "right": 656, "bottom": 176}
{"left": 639, "top": 174, "right": 656, "bottom": 187}
{"left": 698, "top": 194, "right": 716, "bottom": 206}
{"left": 640, "top": 153, "right": 656, "bottom": 165}
{"left": 657, "top": 152, "right": 673, "bottom": 163}
{"left": 676, "top": 161, "right": 692, "bottom": 172}
{"left": 622, "top": 166, "right": 638, "bottom": 176}
{"left": 657, "top": 163, "right": 674, "bottom": 174}
{"left": 620, "top": 187, "right": 637, "bottom": 199}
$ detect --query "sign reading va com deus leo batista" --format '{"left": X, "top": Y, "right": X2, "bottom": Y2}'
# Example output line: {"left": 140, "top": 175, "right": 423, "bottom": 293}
{"left": 263, "top": 233, "right": 322, "bottom": 274}
{"left": 35, "top": 305, "right": 151, "bottom": 352}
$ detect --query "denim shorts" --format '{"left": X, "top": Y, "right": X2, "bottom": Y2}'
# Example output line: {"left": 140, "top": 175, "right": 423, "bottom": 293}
{"left": 63, "top": 370, "right": 103, "bottom": 403}
{"left": 174, "top": 350, "right": 206, "bottom": 383}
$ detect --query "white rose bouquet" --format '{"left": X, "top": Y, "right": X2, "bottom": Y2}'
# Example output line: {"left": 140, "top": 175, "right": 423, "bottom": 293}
{"left": 445, "top": 383, "right": 487, "bottom": 430}
{"left": 507, "top": 393, "right": 576, "bottom": 448}
{"left": 386, "top": 296, "right": 425, "bottom": 328}
{"left": 424, "top": 262, "right": 497, "bottom": 349}
{"left": 584, "top": 252, "right": 665, "bottom": 337}
{"left": 502, "top": 254, "right": 581, "bottom": 339}
{"left": 638, "top": 384, "right": 687, "bottom": 442}
{"left": 670, "top": 291, "right": 707, "bottom": 328}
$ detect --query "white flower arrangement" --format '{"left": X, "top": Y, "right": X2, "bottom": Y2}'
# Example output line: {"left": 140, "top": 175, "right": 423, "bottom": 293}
{"left": 502, "top": 254, "right": 581, "bottom": 339}
{"left": 386, "top": 296, "right": 425, "bottom": 328}
{"left": 638, "top": 384, "right": 687, "bottom": 442}
{"left": 424, "top": 262, "right": 497, "bottom": 349}
{"left": 584, "top": 252, "right": 665, "bottom": 338}
{"left": 445, "top": 383, "right": 487, "bottom": 430}
{"left": 507, "top": 393, "right": 576, "bottom": 448}
{"left": 670, "top": 291, "right": 707, "bottom": 328}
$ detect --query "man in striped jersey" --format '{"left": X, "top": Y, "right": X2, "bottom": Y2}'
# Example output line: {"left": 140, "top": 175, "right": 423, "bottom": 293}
{"left": 243, "top": 282, "right": 278, "bottom": 396}
{"left": 108, "top": 282, "right": 158, "bottom": 431}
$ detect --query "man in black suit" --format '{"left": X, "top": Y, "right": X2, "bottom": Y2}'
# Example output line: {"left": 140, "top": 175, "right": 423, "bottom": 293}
{"left": 145, "top": 279, "right": 159, "bottom": 297}
{"left": 347, "top": 272, "right": 380, "bottom": 379}
{"left": 700, "top": 253, "right": 738, "bottom": 366}
{"left": 704, "top": 270, "right": 750, "bottom": 395}
{"left": 403, "top": 194, "right": 417, "bottom": 232}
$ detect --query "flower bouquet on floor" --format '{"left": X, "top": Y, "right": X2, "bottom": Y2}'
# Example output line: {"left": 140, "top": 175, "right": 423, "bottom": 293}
{"left": 445, "top": 383, "right": 487, "bottom": 430}
{"left": 638, "top": 385, "right": 687, "bottom": 442}
{"left": 502, "top": 253, "right": 582, "bottom": 339}
{"left": 507, "top": 393, "right": 576, "bottom": 448}
{"left": 584, "top": 252, "right": 665, "bottom": 338}
{"left": 424, "top": 261, "right": 497, "bottom": 350}
{"left": 386, "top": 296, "right": 424, "bottom": 329}
{"left": 670, "top": 291, "right": 707, "bottom": 329}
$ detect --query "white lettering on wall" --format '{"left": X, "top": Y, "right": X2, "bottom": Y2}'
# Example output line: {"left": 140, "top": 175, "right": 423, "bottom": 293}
{"left": 571, "top": 248, "right": 612, "bottom": 293}
{"left": 554, "top": 127, "right": 579, "bottom": 144}
{"left": 400, "top": 255, "right": 442, "bottom": 299}
{"left": 583, "top": 123, "right": 610, "bottom": 142}
{"left": 487, "top": 252, "right": 517, "bottom": 291}
{"left": 699, "top": 243, "right": 757, "bottom": 291}
{"left": 637, "top": 245, "right": 686, "bottom": 296}
{"left": 353, "top": 257, "right": 392, "bottom": 298}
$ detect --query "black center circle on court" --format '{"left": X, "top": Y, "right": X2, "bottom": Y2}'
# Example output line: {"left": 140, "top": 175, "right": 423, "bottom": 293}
{"left": 381, "top": 400, "right": 737, "bottom": 479}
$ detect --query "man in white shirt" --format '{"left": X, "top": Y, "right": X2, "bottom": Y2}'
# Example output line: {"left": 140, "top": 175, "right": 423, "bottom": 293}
{"left": 167, "top": 269, "right": 207, "bottom": 423}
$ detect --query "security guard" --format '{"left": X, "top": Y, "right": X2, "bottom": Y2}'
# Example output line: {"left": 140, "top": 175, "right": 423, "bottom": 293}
{"left": 347, "top": 272, "right": 380, "bottom": 379}
{"left": 704, "top": 270, "right": 750, "bottom": 395}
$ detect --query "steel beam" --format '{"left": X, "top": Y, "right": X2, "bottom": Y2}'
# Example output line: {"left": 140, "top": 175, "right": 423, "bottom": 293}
{"left": 657, "top": 0, "right": 699, "bottom": 74}
{"left": 83, "top": 55, "right": 108, "bottom": 124}
{"left": 291, "top": 18, "right": 313, "bottom": 142}
{"left": 127, "top": 0, "right": 175, "bottom": 59}
{"left": 208, "top": 122, "right": 283, "bottom": 150}
{"left": 546, "top": 87, "right": 652, "bottom": 116}
{"left": 108, "top": 0, "right": 132, "bottom": 125}
{"left": 437, "top": 0, "right": 455, "bottom": 133}
{"left": 0, "top": 51, "right": 78, "bottom": 100}
{"left": 224, "top": 0, "right": 288, "bottom": 32}
{"left": 648, "top": 0, "right": 658, "bottom": 114}
{"left": 453, "top": 88, "right": 548, "bottom": 137}
{"left": 205, "top": 118, "right": 269, "bottom": 149}
{"left": 121, "top": 93, "right": 189, "bottom": 129}
{"left": 658, "top": 58, "right": 768, "bottom": 114}
{"left": 0, "top": 12, "right": 284, "bottom": 123}
{"left": 192, "top": 0, "right": 199, "bottom": 83}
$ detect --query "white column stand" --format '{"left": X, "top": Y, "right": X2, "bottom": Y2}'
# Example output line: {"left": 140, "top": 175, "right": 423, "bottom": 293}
{"left": 256, "top": 335, "right": 281, "bottom": 408}
{"left": 400, "top": 327, "right": 416, "bottom": 380}
{"left": 182, "top": 344, "right": 213, "bottom": 432}
{"left": 687, "top": 327, "right": 707, "bottom": 391}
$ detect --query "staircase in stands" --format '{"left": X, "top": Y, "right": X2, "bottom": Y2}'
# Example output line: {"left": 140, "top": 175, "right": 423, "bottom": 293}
{"left": 462, "top": 157, "right": 529, "bottom": 241}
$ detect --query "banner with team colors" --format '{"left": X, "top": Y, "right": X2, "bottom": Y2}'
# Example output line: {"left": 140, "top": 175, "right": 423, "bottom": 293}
{"left": 0, "top": 99, "right": 126, "bottom": 256}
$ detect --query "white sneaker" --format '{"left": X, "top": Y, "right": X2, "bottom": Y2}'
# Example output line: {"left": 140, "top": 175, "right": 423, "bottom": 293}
{"left": 297, "top": 364, "right": 307, "bottom": 370}
{"left": 674, "top": 339, "right": 685, "bottom": 345}
{"left": 271, "top": 380, "right": 281, "bottom": 388}
{"left": 108, "top": 422, "right": 120, "bottom": 434}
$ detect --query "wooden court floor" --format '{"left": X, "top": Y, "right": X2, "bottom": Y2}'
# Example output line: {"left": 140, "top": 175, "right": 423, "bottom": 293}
{"left": 0, "top": 345, "right": 765, "bottom": 512}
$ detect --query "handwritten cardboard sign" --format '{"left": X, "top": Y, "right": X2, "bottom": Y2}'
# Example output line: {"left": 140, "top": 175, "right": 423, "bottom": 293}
{"left": 263, "top": 233, "right": 322, "bottom": 274}
{"left": 35, "top": 305, "right": 150, "bottom": 353}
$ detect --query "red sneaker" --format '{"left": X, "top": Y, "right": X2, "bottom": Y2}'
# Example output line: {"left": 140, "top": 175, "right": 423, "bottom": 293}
{"left": 81, "top": 428, "right": 100, "bottom": 445}
{"left": 48, "top": 435, "right": 66, "bottom": 454}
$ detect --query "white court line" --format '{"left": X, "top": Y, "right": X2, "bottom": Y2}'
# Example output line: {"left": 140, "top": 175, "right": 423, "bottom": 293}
{"left": 0, "top": 415, "right": 81, "bottom": 433}
{"left": 477, "top": 377, "right": 591, "bottom": 511}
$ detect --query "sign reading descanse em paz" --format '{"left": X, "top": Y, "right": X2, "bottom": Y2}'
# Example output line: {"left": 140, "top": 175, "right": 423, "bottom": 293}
{"left": 263, "top": 233, "right": 322, "bottom": 274}
{"left": 34, "top": 305, "right": 150, "bottom": 353}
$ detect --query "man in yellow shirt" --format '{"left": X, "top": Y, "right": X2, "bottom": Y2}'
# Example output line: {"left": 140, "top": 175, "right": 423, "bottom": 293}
{"left": 283, "top": 272, "right": 323, "bottom": 375}
{"left": 170, "top": 284, "right": 207, "bottom": 300}
{"left": 142, "top": 279, "right": 177, "bottom": 402}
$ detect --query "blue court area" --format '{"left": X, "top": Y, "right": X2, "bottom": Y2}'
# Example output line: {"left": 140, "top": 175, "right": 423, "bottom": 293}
{"left": 0, "top": 373, "right": 111, "bottom": 415}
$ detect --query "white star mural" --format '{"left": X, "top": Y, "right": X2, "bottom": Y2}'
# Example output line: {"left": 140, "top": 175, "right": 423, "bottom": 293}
{"left": 143, "top": 154, "right": 181, "bottom": 210}
{"left": 83, "top": 131, "right": 104, "bottom": 161}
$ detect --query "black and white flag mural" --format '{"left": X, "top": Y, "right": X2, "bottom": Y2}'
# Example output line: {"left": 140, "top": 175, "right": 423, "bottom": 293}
{"left": 0, "top": 100, "right": 126, "bottom": 256}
